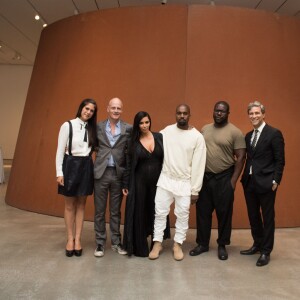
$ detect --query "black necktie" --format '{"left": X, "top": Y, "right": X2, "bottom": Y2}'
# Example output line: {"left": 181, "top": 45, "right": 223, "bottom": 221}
{"left": 251, "top": 129, "right": 259, "bottom": 149}
{"left": 84, "top": 124, "right": 87, "bottom": 142}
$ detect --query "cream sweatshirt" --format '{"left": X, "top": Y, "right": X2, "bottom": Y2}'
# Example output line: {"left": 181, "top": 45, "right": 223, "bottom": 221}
{"left": 160, "top": 124, "right": 206, "bottom": 195}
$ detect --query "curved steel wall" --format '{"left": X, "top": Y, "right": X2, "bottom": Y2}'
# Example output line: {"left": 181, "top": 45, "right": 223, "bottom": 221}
{"left": 6, "top": 5, "right": 300, "bottom": 228}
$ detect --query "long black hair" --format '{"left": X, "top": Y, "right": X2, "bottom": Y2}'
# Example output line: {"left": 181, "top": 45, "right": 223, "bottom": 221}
{"left": 129, "top": 111, "right": 151, "bottom": 153}
{"left": 76, "top": 98, "right": 98, "bottom": 148}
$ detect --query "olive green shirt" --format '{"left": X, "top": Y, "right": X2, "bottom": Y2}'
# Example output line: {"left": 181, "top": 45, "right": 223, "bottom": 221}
{"left": 202, "top": 123, "right": 246, "bottom": 174}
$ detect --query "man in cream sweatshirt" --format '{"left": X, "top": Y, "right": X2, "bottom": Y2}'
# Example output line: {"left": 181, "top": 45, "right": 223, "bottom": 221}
{"left": 149, "top": 104, "right": 206, "bottom": 261}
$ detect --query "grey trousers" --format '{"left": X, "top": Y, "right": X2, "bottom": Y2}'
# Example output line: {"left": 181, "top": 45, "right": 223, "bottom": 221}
{"left": 94, "top": 168, "right": 123, "bottom": 246}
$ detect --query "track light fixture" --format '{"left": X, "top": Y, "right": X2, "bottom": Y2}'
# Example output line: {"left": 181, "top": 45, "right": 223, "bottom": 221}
{"left": 0, "top": 41, "right": 22, "bottom": 62}
{"left": 13, "top": 52, "right": 21, "bottom": 60}
{"left": 28, "top": 0, "right": 47, "bottom": 27}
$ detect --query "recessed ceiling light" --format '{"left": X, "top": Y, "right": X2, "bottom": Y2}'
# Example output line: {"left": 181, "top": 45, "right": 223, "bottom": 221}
{"left": 43, "top": 24, "right": 47, "bottom": 28}
{"left": 35, "top": 14, "right": 40, "bottom": 20}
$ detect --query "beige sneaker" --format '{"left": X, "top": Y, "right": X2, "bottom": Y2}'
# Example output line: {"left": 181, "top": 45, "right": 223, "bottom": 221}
{"left": 148, "top": 241, "right": 162, "bottom": 260}
{"left": 173, "top": 242, "right": 184, "bottom": 261}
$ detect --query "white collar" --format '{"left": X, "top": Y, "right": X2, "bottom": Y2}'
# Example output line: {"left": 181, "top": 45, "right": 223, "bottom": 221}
{"left": 76, "top": 117, "right": 87, "bottom": 126}
{"left": 254, "top": 121, "right": 266, "bottom": 133}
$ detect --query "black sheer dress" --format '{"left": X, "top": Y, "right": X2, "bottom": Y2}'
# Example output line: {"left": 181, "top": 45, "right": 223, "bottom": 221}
{"left": 123, "top": 132, "right": 170, "bottom": 257}
{"left": 132, "top": 140, "right": 163, "bottom": 256}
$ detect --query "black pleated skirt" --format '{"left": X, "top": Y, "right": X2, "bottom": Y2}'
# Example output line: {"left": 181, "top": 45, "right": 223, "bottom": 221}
{"left": 58, "top": 154, "right": 93, "bottom": 197}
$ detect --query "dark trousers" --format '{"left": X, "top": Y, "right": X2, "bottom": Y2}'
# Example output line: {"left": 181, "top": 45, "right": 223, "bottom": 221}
{"left": 244, "top": 177, "right": 276, "bottom": 254}
{"left": 94, "top": 168, "right": 123, "bottom": 246}
{"left": 196, "top": 168, "right": 234, "bottom": 247}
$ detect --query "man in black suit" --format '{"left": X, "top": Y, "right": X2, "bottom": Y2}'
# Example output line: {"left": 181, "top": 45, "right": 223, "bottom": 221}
{"left": 240, "top": 101, "right": 285, "bottom": 267}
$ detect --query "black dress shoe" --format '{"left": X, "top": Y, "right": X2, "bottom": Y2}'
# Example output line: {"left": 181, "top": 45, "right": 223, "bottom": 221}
{"left": 189, "top": 245, "right": 209, "bottom": 256}
{"left": 256, "top": 254, "right": 270, "bottom": 267}
{"left": 240, "top": 245, "right": 260, "bottom": 255}
{"left": 74, "top": 249, "right": 83, "bottom": 257}
{"left": 65, "top": 249, "right": 74, "bottom": 257}
{"left": 218, "top": 245, "right": 228, "bottom": 260}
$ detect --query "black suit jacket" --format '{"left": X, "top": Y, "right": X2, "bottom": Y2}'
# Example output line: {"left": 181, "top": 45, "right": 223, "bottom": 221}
{"left": 241, "top": 124, "right": 285, "bottom": 194}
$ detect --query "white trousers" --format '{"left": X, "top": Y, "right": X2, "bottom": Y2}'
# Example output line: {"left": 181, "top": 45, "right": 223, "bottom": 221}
{"left": 153, "top": 186, "right": 191, "bottom": 244}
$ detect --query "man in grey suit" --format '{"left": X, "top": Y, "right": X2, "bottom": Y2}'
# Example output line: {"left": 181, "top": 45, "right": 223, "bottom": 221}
{"left": 94, "top": 97, "right": 132, "bottom": 257}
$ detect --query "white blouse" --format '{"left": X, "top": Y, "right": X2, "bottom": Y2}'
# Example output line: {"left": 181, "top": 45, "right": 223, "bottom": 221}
{"left": 55, "top": 118, "right": 91, "bottom": 177}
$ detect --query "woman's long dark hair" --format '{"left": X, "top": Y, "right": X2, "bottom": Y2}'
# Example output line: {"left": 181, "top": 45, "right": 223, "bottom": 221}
{"left": 129, "top": 111, "right": 151, "bottom": 154}
{"left": 76, "top": 98, "right": 98, "bottom": 149}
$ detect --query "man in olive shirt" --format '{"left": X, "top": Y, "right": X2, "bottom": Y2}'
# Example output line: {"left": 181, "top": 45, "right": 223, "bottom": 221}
{"left": 190, "top": 101, "right": 246, "bottom": 260}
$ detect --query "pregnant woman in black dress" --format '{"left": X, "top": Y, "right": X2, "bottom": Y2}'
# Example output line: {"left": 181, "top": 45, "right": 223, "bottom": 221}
{"left": 122, "top": 111, "right": 170, "bottom": 257}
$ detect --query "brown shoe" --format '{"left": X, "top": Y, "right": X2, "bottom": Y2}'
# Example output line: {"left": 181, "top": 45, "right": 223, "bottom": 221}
{"left": 173, "top": 242, "right": 184, "bottom": 261}
{"left": 149, "top": 242, "right": 162, "bottom": 260}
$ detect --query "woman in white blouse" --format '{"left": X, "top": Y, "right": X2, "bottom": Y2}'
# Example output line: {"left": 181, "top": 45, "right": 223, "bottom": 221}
{"left": 56, "top": 99, "right": 98, "bottom": 257}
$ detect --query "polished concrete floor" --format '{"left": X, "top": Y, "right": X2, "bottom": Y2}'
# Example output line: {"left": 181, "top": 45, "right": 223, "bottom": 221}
{"left": 0, "top": 165, "right": 299, "bottom": 300}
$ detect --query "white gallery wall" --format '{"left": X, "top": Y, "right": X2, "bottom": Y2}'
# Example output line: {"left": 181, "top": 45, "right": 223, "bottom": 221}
{"left": 0, "top": 65, "right": 33, "bottom": 159}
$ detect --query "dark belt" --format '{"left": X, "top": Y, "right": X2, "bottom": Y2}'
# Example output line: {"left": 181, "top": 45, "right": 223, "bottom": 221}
{"left": 204, "top": 165, "right": 234, "bottom": 180}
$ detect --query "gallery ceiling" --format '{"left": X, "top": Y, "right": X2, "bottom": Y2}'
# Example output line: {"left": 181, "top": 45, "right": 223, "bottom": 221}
{"left": 0, "top": 0, "right": 300, "bottom": 66}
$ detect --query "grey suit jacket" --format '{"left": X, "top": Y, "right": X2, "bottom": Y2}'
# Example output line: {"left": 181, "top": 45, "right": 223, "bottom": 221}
{"left": 94, "top": 120, "right": 132, "bottom": 180}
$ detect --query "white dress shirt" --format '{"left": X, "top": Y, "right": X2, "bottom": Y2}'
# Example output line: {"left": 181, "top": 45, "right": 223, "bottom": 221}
{"left": 56, "top": 118, "right": 91, "bottom": 177}
{"left": 249, "top": 121, "right": 266, "bottom": 174}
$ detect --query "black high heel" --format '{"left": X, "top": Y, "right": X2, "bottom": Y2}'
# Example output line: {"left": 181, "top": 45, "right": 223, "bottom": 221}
{"left": 74, "top": 249, "right": 83, "bottom": 257}
{"left": 66, "top": 239, "right": 75, "bottom": 257}
{"left": 65, "top": 249, "right": 74, "bottom": 257}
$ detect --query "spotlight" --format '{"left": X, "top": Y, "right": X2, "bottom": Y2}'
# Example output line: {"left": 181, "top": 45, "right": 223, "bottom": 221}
{"left": 35, "top": 14, "right": 40, "bottom": 20}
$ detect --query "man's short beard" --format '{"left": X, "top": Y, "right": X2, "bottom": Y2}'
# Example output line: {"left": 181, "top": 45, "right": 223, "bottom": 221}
{"left": 178, "top": 119, "right": 187, "bottom": 126}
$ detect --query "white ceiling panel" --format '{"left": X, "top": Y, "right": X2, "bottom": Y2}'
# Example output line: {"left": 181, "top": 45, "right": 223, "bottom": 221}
{"left": 30, "top": 0, "right": 77, "bottom": 24}
{"left": 0, "top": 0, "right": 42, "bottom": 44}
{"left": 214, "top": 0, "right": 261, "bottom": 9}
{"left": 97, "top": 0, "right": 119, "bottom": 9}
{"left": 164, "top": 0, "right": 207, "bottom": 4}
{"left": 0, "top": 16, "right": 37, "bottom": 64}
{"left": 73, "top": 0, "right": 99, "bottom": 13}
{"left": 256, "top": 0, "right": 286, "bottom": 12}
{"left": 276, "top": 0, "right": 300, "bottom": 16}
